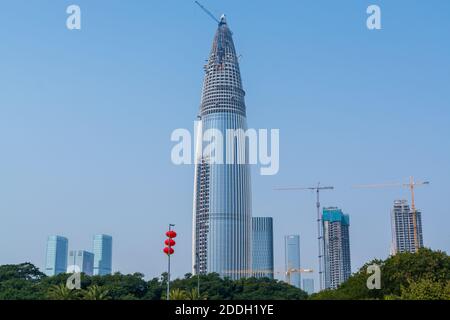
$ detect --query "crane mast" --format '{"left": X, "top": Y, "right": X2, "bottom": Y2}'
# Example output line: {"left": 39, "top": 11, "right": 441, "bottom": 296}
{"left": 355, "top": 176, "right": 429, "bottom": 253}
{"left": 275, "top": 183, "right": 334, "bottom": 291}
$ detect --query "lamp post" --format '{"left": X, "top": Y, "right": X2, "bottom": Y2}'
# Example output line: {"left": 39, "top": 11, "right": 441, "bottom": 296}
{"left": 164, "top": 224, "right": 176, "bottom": 300}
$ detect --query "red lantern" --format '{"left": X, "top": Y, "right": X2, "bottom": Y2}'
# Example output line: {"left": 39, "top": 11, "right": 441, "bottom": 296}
{"left": 166, "top": 230, "right": 177, "bottom": 239}
{"left": 163, "top": 247, "right": 174, "bottom": 255}
{"left": 165, "top": 239, "right": 176, "bottom": 246}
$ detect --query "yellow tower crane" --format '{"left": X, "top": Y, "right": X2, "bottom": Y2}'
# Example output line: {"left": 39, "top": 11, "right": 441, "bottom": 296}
{"left": 355, "top": 176, "right": 429, "bottom": 253}
{"left": 274, "top": 183, "right": 334, "bottom": 291}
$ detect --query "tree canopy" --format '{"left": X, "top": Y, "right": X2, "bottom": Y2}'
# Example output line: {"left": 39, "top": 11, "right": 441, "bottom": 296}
{"left": 0, "top": 248, "right": 448, "bottom": 300}
{"left": 0, "top": 264, "right": 306, "bottom": 300}
{"left": 310, "top": 248, "right": 450, "bottom": 300}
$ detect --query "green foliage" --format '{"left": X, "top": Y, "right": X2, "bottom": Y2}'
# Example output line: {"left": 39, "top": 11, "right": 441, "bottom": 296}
{"left": 0, "top": 263, "right": 47, "bottom": 300}
{"left": 0, "top": 263, "right": 45, "bottom": 282}
{"left": 0, "top": 264, "right": 306, "bottom": 300}
{"left": 399, "top": 278, "right": 450, "bottom": 300}
{"left": 170, "top": 273, "right": 307, "bottom": 300}
{"left": 47, "top": 284, "right": 76, "bottom": 300}
{"left": 82, "top": 285, "right": 110, "bottom": 300}
{"left": 162, "top": 288, "right": 188, "bottom": 300}
{"left": 231, "top": 277, "right": 308, "bottom": 300}
{"left": 1, "top": 249, "right": 448, "bottom": 300}
{"left": 86, "top": 273, "right": 148, "bottom": 300}
{"left": 382, "top": 248, "right": 449, "bottom": 296}
{"left": 185, "top": 288, "right": 208, "bottom": 300}
{"left": 310, "top": 248, "right": 450, "bottom": 300}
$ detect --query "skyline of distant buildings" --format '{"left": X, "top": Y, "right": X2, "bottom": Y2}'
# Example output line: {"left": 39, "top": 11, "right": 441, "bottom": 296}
{"left": 44, "top": 234, "right": 112, "bottom": 276}
{"left": 39, "top": 15, "right": 428, "bottom": 294}
{"left": 323, "top": 207, "right": 351, "bottom": 290}
{"left": 41, "top": 197, "right": 427, "bottom": 292}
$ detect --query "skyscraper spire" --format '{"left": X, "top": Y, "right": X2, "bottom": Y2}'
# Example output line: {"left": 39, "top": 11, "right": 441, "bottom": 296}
{"left": 200, "top": 16, "right": 245, "bottom": 116}
{"left": 193, "top": 18, "right": 252, "bottom": 280}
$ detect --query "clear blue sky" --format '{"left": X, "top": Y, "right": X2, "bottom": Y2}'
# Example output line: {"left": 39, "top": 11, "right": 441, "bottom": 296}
{"left": 1, "top": 0, "right": 449, "bottom": 284}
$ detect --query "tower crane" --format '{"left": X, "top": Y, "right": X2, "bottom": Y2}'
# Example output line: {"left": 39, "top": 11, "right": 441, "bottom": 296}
{"left": 354, "top": 176, "right": 429, "bottom": 253}
{"left": 195, "top": 1, "right": 220, "bottom": 24}
{"left": 274, "top": 183, "right": 334, "bottom": 291}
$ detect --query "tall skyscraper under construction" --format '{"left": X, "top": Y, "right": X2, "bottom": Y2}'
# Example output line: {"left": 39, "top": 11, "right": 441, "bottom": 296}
{"left": 391, "top": 199, "right": 424, "bottom": 254}
{"left": 322, "top": 207, "right": 351, "bottom": 289}
{"left": 192, "top": 15, "right": 252, "bottom": 279}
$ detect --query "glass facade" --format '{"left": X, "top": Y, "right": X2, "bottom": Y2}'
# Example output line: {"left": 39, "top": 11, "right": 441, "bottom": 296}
{"left": 322, "top": 207, "right": 351, "bottom": 289}
{"left": 193, "top": 16, "right": 252, "bottom": 280}
{"left": 391, "top": 200, "right": 423, "bottom": 254}
{"left": 68, "top": 250, "right": 94, "bottom": 276}
{"left": 284, "top": 235, "right": 301, "bottom": 288}
{"left": 252, "top": 217, "right": 274, "bottom": 279}
{"left": 45, "top": 235, "right": 68, "bottom": 276}
{"left": 93, "top": 234, "right": 112, "bottom": 275}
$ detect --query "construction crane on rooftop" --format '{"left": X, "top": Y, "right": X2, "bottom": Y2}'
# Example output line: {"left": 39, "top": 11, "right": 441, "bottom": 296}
{"left": 274, "top": 183, "right": 334, "bottom": 291}
{"left": 195, "top": 1, "right": 220, "bottom": 24}
{"left": 224, "top": 268, "right": 313, "bottom": 286}
{"left": 354, "top": 176, "right": 430, "bottom": 253}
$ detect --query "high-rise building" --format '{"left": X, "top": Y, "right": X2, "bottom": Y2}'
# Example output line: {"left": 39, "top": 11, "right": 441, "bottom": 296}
{"left": 284, "top": 235, "right": 301, "bottom": 288}
{"left": 252, "top": 217, "right": 274, "bottom": 279}
{"left": 67, "top": 250, "right": 94, "bottom": 276}
{"left": 192, "top": 15, "right": 252, "bottom": 279}
{"left": 45, "top": 235, "right": 68, "bottom": 276}
{"left": 93, "top": 234, "right": 112, "bottom": 275}
{"left": 302, "top": 278, "right": 315, "bottom": 295}
{"left": 391, "top": 199, "right": 423, "bottom": 254}
{"left": 322, "top": 207, "right": 351, "bottom": 289}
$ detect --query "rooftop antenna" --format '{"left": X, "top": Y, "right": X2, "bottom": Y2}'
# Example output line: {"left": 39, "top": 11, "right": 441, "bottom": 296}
{"left": 195, "top": 1, "right": 220, "bottom": 24}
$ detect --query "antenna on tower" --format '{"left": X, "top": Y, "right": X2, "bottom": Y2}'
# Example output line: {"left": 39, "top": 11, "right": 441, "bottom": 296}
{"left": 195, "top": 1, "right": 220, "bottom": 24}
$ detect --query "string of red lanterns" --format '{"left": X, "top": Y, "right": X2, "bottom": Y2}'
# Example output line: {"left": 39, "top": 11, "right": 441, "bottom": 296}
{"left": 163, "top": 230, "right": 177, "bottom": 255}
{"left": 164, "top": 224, "right": 176, "bottom": 301}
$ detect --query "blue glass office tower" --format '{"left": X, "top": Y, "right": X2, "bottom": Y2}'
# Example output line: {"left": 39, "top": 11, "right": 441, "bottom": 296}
{"left": 93, "top": 234, "right": 112, "bottom": 275}
{"left": 193, "top": 15, "right": 252, "bottom": 279}
{"left": 68, "top": 250, "right": 94, "bottom": 276}
{"left": 252, "top": 217, "right": 274, "bottom": 279}
{"left": 284, "top": 235, "right": 301, "bottom": 288}
{"left": 45, "top": 235, "right": 68, "bottom": 276}
{"left": 322, "top": 207, "right": 351, "bottom": 289}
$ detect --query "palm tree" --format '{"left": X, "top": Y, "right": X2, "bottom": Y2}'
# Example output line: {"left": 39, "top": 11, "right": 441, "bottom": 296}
{"left": 186, "top": 288, "right": 208, "bottom": 300}
{"left": 162, "top": 288, "right": 188, "bottom": 300}
{"left": 47, "top": 284, "right": 74, "bottom": 300}
{"left": 82, "top": 285, "right": 110, "bottom": 300}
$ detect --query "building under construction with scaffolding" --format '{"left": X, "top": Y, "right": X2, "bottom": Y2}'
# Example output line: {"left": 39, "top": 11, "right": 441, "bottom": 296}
{"left": 322, "top": 207, "right": 351, "bottom": 290}
{"left": 391, "top": 200, "right": 424, "bottom": 254}
{"left": 192, "top": 14, "right": 252, "bottom": 280}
